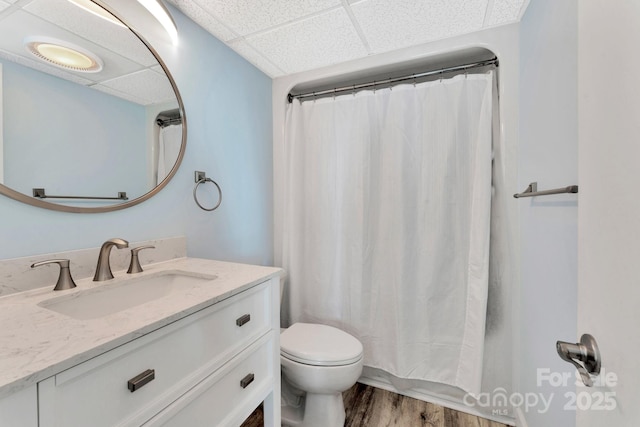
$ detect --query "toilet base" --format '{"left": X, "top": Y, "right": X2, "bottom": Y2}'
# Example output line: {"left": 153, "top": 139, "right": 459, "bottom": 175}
{"left": 281, "top": 391, "right": 345, "bottom": 427}
{"left": 305, "top": 392, "right": 346, "bottom": 427}
{"left": 281, "top": 400, "right": 304, "bottom": 427}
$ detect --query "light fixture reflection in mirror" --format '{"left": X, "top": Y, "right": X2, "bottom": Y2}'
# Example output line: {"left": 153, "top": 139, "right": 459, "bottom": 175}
{"left": 67, "top": 0, "right": 127, "bottom": 28}
{"left": 24, "top": 37, "right": 103, "bottom": 73}
{"left": 137, "top": 0, "right": 179, "bottom": 45}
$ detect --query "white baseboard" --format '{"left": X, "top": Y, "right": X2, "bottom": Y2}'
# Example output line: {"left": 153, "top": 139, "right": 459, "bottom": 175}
{"left": 357, "top": 376, "right": 515, "bottom": 426}
{"left": 514, "top": 407, "right": 529, "bottom": 427}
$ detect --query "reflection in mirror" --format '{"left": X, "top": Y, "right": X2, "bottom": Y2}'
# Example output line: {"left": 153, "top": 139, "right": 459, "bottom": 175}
{"left": 0, "top": 0, "right": 184, "bottom": 212}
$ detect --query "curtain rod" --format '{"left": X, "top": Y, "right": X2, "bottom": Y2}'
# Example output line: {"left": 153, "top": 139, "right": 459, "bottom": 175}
{"left": 288, "top": 57, "right": 498, "bottom": 103}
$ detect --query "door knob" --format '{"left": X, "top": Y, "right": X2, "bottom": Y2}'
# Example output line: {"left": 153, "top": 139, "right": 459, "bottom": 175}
{"left": 556, "top": 334, "right": 601, "bottom": 387}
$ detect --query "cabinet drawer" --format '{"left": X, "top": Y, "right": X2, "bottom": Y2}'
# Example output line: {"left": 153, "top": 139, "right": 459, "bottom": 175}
{"left": 143, "top": 333, "right": 274, "bottom": 427}
{"left": 39, "top": 281, "right": 271, "bottom": 427}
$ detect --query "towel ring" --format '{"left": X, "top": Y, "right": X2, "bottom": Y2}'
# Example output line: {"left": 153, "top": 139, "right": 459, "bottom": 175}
{"left": 193, "top": 176, "right": 222, "bottom": 211}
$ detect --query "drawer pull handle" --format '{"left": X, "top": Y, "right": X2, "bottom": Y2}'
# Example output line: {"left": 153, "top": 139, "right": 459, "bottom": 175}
{"left": 128, "top": 369, "right": 155, "bottom": 392}
{"left": 236, "top": 314, "right": 251, "bottom": 327}
{"left": 240, "top": 373, "right": 255, "bottom": 389}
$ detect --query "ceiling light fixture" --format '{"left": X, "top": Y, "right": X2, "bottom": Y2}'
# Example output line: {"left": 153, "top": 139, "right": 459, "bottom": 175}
{"left": 136, "top": 0, "right": 179, "bottom": 45}
{"left": 24, "top": 37, "right": 104, "bottom": 73}
{"left": 66, "top": 0, "right": 126, "bottom": 28}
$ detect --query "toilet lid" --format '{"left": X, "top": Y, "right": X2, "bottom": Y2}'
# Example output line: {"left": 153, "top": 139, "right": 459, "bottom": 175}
{"left": 280, "top": 323, "right": 363, "bottom": 366}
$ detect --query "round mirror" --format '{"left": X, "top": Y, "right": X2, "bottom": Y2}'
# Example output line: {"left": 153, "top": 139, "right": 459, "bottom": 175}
{"left": 0, "top": 0, "right": 185, "bottom": 213}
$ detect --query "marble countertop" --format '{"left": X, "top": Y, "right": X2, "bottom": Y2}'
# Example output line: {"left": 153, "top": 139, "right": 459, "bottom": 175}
{"left": 0, "top": 257, "right": 282, "bottom": 399}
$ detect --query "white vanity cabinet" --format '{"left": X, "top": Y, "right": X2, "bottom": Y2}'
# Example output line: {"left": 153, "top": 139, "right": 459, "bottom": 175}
{"left": 0, "top": 384, "right": 38, "bottom": 427}
{"left": 37, "top": 278, "right": 280, "bottom": 427}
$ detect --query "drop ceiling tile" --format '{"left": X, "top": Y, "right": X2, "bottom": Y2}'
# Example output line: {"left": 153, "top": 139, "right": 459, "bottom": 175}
{"left": 351, "top": 0, "right": 488, "bottom": 54}
{"left": 193, "top": 0, "right": 341, "bottom": 36}
{"left": 100, "top": 69, "right": 177, "bottom": 105}
{"left": 228, "top": 38, "right": 285, "bottom": 77}
{"left": 485, "top": 0, "right": 526, "bottom": 26}
{"left": 24, "top": 0, "right": 157, "bottom": 67}
{"left": 246, "top": 8, "right": 367, "bottom": 74}
{"left": 167, "top": 0, "right": 237, "bottom": 41}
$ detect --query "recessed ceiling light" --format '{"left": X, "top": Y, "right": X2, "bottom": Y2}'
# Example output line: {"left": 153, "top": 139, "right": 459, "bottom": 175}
{"left": 24, "top": 37, "right": 104, "bottom": 73}
{"left": 137, "top": 0, "right": 179, "bottom": 45}
{"left": 67, "top": 0, "right": 126, "bottom": 28}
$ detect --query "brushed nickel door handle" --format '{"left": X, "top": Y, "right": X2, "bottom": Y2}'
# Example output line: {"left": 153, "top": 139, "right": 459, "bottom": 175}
{"left": 556, "top": 334, "right": 601, "bottom": 387}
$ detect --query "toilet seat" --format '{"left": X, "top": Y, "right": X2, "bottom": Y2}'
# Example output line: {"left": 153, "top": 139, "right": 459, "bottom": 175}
{"left": 280, "top": 323, "right": 363, "bottom": 366}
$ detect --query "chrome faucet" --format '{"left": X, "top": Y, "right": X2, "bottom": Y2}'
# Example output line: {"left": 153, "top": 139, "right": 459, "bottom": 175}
{"left": 93, "top": 238, "right": 129, "bottom": 281}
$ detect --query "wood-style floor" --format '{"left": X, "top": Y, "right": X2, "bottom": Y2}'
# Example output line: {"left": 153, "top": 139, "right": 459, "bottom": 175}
{"left": 240, "top": 382, "right": 509, "bottom": 427}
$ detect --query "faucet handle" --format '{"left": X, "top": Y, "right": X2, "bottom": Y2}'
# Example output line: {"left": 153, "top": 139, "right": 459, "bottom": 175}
{"left": 127, "top": 246, "right": 155, "bottom": 274}
{"left": 31, "top": 259, "right": 77, "bottom": 291}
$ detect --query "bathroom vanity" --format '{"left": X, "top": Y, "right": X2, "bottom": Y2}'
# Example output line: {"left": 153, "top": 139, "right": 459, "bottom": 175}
{"left": 0, "top": 257, "right": 282, "bottom": 426}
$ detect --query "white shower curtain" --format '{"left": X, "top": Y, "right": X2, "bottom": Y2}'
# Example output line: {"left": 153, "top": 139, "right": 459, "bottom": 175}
{"left": 156, "top": 124, "right": 182, "bottom": 185}
{"left": 281, "top": 72, "right": 494, "bottom": 396}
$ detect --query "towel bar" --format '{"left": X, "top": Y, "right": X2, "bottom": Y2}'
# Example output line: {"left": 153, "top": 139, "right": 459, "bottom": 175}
{"left": 32, "top": 188, "right": 128, "bottom": 201}
{"left": 513, "top": 182, "right": 578, "bottom": 198}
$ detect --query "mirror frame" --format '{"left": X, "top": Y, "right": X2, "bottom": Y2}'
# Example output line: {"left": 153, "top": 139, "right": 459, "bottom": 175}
{"left": 0, "top": 0, "right": 186, "bottom": 213}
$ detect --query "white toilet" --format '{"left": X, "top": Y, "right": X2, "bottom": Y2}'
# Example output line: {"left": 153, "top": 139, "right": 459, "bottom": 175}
{"left": 280, "top": 322, "right": 364, "bottom": 427}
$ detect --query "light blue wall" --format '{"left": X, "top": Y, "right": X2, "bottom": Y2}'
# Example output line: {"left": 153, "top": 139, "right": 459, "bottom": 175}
{"left": 518, "top": 0, "right": 578, "bottom": 425}
{"left": 2, "top": 59, "right": 148, "bottom": 201}
{"left": 0, "top": 6, "right": 274, "bottom": 266}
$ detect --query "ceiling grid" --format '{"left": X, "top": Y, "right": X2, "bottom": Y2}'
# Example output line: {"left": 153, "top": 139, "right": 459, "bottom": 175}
{"left": 0, "top": 0, "right": 529, "bottom": 99}
{"left": 166, "top": 0, "right": 528, "bottom": 77}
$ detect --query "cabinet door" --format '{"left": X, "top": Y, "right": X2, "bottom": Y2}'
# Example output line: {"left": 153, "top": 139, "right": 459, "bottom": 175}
{"left": 0, "top": 385, "right": 37, "bottom": 427}
{"left": 144, "top": 333, "right": 274, "bottom": 427}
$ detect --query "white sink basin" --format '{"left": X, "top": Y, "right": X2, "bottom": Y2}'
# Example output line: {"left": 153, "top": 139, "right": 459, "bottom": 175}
{"left": 38, "top": 270, "right": 217, "bottom": 320}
